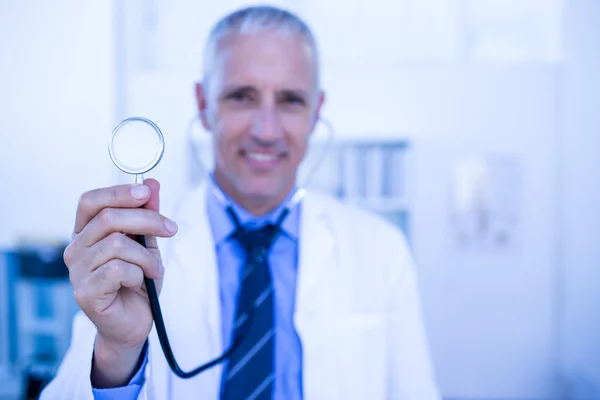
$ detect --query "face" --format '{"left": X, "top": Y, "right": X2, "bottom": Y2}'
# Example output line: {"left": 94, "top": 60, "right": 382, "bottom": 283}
{"left": 196, "top": 31, "right": 324, "bottom": 213}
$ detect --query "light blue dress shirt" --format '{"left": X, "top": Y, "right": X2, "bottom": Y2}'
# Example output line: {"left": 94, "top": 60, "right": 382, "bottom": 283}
{"left": 92, "top": 183, "right": 303, "bottom": 399}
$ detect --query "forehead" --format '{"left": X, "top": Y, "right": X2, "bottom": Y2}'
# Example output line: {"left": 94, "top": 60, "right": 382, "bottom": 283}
{"left": 212, "top": 32, "right": 317, "bottom": 92}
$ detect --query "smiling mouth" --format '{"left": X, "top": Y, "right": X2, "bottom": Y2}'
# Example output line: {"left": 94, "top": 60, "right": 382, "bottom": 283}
{"left": 240, "top": 150, "right": 285, "bottom": 168}
{"left": 246, "top": 152, "right": 278, "bottom": 162}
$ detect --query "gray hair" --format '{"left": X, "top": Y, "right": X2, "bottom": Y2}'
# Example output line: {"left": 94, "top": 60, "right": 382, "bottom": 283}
{"left": 202, "top": 5, "right": 321, "bottom": 99}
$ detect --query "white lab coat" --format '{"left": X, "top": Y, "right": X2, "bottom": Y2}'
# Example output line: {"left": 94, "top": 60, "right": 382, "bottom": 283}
{"left": 41, "top": 184, "right": 440, "bottom": 399}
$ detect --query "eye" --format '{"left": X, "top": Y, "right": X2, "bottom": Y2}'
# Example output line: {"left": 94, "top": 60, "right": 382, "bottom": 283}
{"left": 226, "top": 90, "right": 249, "bottom": 102}
{"left": 287, "top": 95, "right": 305, "bottom": 104}
{"left": 281, "top": 93, "right": 306, "bottom": 106}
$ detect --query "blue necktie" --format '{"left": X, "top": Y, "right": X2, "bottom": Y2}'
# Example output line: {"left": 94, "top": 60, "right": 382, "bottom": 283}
{"left": 222, "top": 224, "right": 278, "bottom": 400}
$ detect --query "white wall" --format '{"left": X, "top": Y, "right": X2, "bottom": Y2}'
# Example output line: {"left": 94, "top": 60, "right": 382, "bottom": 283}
{"left": 560, "top": 0, "right": 600, "bottom": 398}
{"left": 323, "top": 64, "right": 561, "bottom": 399}
{"left": 0, "top": 1, "right": 114, "bottom": 248}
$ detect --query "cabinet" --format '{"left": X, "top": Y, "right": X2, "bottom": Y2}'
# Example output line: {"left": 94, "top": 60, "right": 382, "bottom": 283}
{"left": 302, "top": 136, "right": 413, "bottom": 239}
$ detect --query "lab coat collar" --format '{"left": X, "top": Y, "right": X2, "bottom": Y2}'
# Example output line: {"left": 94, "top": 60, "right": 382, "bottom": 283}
{"left": 205, "top": 177, "right": 300, "bottom": 247}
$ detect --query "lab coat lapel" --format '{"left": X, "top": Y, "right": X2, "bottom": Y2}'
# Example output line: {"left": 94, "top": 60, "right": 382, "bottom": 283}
{"left": 295, "top": 192, "right": 340, "bottom": 399}
{"left": 296, "top": 191, "right": 335, "bottom": 307}
{"left": 158, "top": 183, "right": 223, "bottom": 398}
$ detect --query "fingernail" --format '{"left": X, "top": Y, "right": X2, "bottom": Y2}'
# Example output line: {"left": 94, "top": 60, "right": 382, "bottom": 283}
{"left": 131, "top": 185, "right": 149, "bottom": 200}
{"left": 164, "top": 219, "right": 178, "bottom": 234}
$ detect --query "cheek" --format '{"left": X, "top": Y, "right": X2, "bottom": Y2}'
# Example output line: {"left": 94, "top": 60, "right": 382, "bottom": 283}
{"left": 213, "top": 115, "right": 249, "bottom": 160}
{"left": 288, "top": 134, "right": 309, "bottom": 163}
{"left": 283, "top": 117, "right": 312, "bottom": 163}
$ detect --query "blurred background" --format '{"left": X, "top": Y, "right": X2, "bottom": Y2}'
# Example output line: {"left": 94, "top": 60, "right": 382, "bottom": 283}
{"left": 1, "top": 0, "right": 599, "bottom": 399}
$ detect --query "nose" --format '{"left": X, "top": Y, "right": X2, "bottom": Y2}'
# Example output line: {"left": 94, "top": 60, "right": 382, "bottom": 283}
{"left": 249, "top": 104, "right": 283, "bottom": 145}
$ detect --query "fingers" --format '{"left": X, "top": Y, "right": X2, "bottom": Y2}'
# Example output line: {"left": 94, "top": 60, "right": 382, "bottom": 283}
{"left": 142, "top": 179, "right": 160, "bottom": 213}
{"left": 74, "top": 183, "right": 153, "bottom": 235}
{"left": 75, "top": 260, "right": 145, "bottom": 312}
{"left": 77, "top": 207, "right": 177, "bottom": 248}
{"left": 66, "top": 179, "right": 169, "bottom": 310}
{"left": 141, "top": 179, "right": 161, "bottom": 250}
{"left": 68, "top": 232, "right": 163, "bottom": 283}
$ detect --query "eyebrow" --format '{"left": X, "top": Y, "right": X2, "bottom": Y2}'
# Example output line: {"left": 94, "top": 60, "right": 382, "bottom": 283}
{"left": 279, "top": 88, "right": 310, "bottom": 99}
{"left": 222, "top": 84, "right": 255, "bottom": 94}
{"left": 221, "top": 84, "right": 310, "bottom": 99}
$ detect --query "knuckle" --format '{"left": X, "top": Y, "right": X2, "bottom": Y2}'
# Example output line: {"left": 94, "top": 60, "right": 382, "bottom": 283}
{"left": 63, "top": 242, "right": 76, "bottom": 266}
{"left": 142, "top": 208, "right": 157, "bottom": 222}
{"left": 107, "top": 232, "right": 125, "bottom": 249}
{"left": 95, "top": 264, "right": 108, "bottom": 283}
{"left": 73, "top": 285, "right": 89, "bottom": 306}
{"left": 97, "top": 208, "right": 114, "bottom": 228}
{"left": 108, "top": 186, "right": 119, "bottom": 204}
{"left": 77, "top": 191, "right": 94, "bottom": 214}
{"left": 137, "top": 208, "right": 156, "bottom": 228}
{"left": 104, "top": 259, "right": 123, "bottom": 279}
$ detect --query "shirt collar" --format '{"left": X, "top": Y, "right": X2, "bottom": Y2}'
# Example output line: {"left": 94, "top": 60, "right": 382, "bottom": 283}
{"left": 206, "top": 176, "right": 300, "bottom": 247}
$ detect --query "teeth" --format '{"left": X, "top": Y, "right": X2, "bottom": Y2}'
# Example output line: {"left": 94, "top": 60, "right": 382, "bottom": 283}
{"left": 247, "top": 152, "right": 277, "bottom": 162}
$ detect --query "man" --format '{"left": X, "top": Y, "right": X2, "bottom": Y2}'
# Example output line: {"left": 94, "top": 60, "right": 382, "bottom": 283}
{"left": 41, "top": 5, "right": 440, "bottom": 400}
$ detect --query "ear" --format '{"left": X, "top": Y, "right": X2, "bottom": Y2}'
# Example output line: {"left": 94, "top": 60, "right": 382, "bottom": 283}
{"left": 195, "top": 82, "right": 211, "bottom": 131}
{"left": 309, "top": 90, "right": 326, "bottom": 133}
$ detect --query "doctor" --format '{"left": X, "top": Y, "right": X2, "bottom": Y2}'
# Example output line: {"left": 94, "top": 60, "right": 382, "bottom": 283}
{"left": 41, "top": 5, "right": 439, "bottom": 400}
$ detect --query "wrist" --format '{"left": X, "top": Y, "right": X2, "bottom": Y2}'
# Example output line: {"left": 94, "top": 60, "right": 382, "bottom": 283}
{"left": 92, "top": 334, "right": 146, "bottom": 388}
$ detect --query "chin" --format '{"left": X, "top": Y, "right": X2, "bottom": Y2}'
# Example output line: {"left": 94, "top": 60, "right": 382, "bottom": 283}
{"left": 238, "top": 176, "right": 288, "bottom": 200}
{"left": 240, "top": 183, "right": 281, "bottom": 200}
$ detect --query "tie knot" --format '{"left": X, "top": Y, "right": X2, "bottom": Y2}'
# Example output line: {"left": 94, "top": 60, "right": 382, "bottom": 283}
{"left": 234, "top": 224, "right": 278, "bottom": 254}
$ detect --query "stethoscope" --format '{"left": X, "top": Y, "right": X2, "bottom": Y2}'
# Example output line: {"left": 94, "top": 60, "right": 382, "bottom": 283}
{"left": 108, "top": 114, "right": 332, "bottom": 379}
